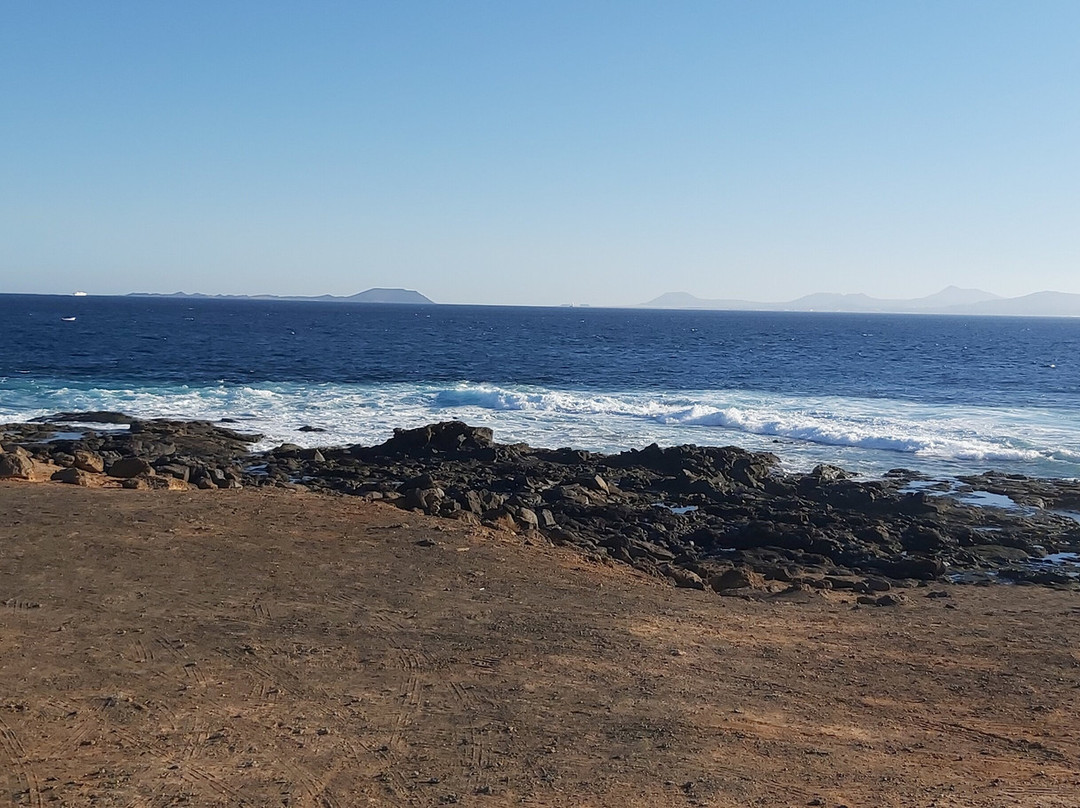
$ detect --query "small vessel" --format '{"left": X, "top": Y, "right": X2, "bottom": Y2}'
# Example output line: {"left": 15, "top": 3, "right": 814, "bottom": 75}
{"left": 73, "top": 291, "right": 88, "bottom": 297}
{"left": 61, "top": 316, "right": 76, "bottom": 321}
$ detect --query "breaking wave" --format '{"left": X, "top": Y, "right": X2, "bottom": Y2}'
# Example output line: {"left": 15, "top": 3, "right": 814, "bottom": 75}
{"left": 2, "top": 378, "right": 1078, "bottom": 477}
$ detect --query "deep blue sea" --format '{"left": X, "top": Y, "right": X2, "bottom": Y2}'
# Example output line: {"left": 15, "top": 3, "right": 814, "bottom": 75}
{"left": 2, "top": 294, "right": 1079, "bottom": 479}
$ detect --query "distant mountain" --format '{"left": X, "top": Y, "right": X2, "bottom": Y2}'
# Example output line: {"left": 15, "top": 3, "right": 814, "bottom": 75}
{"left": 904, "top": 285, "right": 1001, "bottom": 309}
{"left": 128, "top": 288, "right": 435, "bottom": 305}
{"left": 639, "top": 286, "right": 1080, "bottom": 316}
{"left": 341, "top": 288, "right": 434, "bottom": 304}
{"left": 958, "top": 290, "right": 1080, "bottom": 317}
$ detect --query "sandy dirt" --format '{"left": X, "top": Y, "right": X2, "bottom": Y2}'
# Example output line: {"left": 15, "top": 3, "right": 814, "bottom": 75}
{"left": 1, "top": 481, "right": 1078, "bottom": 807}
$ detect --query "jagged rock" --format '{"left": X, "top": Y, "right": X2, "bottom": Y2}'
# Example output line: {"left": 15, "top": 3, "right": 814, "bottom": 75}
{"left": 4, "top": 413, "right": 1079, "bottom": 591}
{"left": 459, "top": 490, "right": 484, "bottom": 514}
{"left": 73, "top": 450, "right": 105, "bottom": 473}
{"left": 809, "top": 464, "right": 854, "bottom": 483}
{"left": 404, "top": 487, "right": 445, "bottom": 513}
{"left": 625, "top": 538, "right": 676, "bottom": 562}
{"left": 0, "top": 447, "right": 36, "bottom": 479}
{"left": 156, "top": 463, "right": 191, "bottom": 482}
{"left": 375, "top": 421, "right": 494, "bottom": 459}
{"left": 584, "top": 474, "right": 610, "bottom": 494}
{"left": 513, "top": 507, "right": 539, "bottom": 530}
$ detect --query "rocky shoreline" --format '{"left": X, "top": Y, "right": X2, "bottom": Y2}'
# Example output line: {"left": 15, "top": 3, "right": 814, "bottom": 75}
{"left": 3, "top": 412, "right": 1080, "bottom": 596}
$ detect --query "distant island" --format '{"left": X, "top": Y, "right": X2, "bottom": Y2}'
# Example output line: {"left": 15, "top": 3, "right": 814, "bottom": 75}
{"left": 128, "top": 288, "right": 435, "bottom": 305}
{"left": 640, "top": 286, "right": 1080, "bottom": 317}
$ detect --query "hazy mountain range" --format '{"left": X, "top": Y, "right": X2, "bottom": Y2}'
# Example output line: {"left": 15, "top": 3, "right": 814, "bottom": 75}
{"left": 641, "top": 286, "right": 1080, "bottom": 316}
{"left": 128, "top": 288, "right": 435, "bottom": 305}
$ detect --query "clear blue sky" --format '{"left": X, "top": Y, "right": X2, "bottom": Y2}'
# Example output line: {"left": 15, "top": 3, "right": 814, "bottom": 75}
{"left": 2, "top": 1, "right": 1078, "bottom": 305}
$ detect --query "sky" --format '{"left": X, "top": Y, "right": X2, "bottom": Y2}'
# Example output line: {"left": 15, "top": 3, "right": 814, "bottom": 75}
{"left": 2, "top": 1, "right": 1079, "bottom": 306}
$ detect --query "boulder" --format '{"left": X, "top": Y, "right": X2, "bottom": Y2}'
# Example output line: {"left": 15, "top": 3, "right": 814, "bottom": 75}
{"left": 513, "top": 507, "right": 540, "bottom": 530}
{"left": 403, "top": 487, "right": 445, "bottom": 513}
{"left": 156, "top": 463, "right": 191, "bottom": 482}
{"left": 376, "top": 421, "right": 494, "bottom": 459}
{"left": 73, "top": 450, "right": 105, "bottom": 474}
{"left": 108, "top": 457, "right": 154, "bottom": 479}
{"left": 661, "top": 564, "right": 706, "bottom": 590}
{"left": 51, "top": 467, "right": 89, "bottom": 486}
{"left": 809, "top": 464, "right": 854, "bottom": 483}
{"left": 0, "top": 447, "right": 35, "bottom": 479}
{"left": 709, "top": 567, "right": 766, "bottom": 593}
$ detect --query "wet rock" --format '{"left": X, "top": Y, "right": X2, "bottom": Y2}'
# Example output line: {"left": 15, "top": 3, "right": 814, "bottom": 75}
{"left": 374, "top": 421, "right": 494, "bottom": 459}
{"left": 967, "top": 544, "right": 1033, "bottom": 564}
{"left": 809, "top": 464, "right": 854, "bottom": 483}
{"left": 998, "top": 567, "right": 1074, "bottom": 586}
{"left": 31, "top": 410, "right": 137, "bottom": 424}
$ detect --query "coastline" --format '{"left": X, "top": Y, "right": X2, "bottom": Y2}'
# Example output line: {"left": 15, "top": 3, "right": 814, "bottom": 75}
{"left": 3, "top": 412, "right": 1079, "bottom": 593}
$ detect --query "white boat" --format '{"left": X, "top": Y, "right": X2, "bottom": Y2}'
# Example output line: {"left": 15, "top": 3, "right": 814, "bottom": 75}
{"left": 61, "top": 316, "right": 76, "bottom": 321}
{"left": 73, "top": 291, "right": 88, "bottom": 297}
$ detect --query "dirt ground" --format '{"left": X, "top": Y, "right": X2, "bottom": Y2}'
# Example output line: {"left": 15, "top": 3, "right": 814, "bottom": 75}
{"left": 1, "top": 482, "right": 1078, "bottom": 807}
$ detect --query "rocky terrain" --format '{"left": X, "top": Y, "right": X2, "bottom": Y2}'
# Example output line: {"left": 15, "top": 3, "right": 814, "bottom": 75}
{"left": 3, "top": 413, "right": 1080, "bottom": 597}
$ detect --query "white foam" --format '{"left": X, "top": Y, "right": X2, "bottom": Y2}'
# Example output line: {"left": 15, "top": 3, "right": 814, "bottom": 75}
{"left": 2, "top": 378, "right": 1080, "bottom": 478}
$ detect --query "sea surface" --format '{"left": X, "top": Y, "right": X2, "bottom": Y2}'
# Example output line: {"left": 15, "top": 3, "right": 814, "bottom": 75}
{"left": 2, "top": 294, "right": 1078, "bottom": 479}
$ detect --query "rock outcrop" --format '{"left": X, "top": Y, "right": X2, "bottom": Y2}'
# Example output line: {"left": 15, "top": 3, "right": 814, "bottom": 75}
{"left": 4, "top": 415, "right": 1079, "bottom": 593}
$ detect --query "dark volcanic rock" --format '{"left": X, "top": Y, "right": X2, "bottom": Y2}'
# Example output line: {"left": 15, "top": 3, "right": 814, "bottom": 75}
{"left": 3, "top": 412, "right": 1078, "bottom": 591}
{"left": 364, "top": 421, "right": 495, "bottom": 460}
{"left": 31, "top": 411, "right": 138, "bottom": 425}
{"left": 109, "top": 457, "right": 154, "bottom": 478}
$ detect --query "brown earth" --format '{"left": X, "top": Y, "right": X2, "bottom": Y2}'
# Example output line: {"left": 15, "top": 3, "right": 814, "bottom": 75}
{"left": 1, "top": 481, "right": 1078, "bottom": 808}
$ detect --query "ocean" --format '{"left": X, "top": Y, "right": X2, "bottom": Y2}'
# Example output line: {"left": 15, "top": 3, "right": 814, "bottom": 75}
{"left": 2, "top": 294, "right": 1078, "bottom": 479}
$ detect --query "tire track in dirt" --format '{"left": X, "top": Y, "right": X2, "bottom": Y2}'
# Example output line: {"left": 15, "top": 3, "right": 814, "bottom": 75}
{"left": 362, "top": 608, "right": 427, "bottom": 798}
{"left": 210, "top": 643, "right": 360, "bottom": 807}
{"left": 127, "top": 636, "right": 155, "bottom": 665}
{"left": 446, "top": 679, "right": 494, "bottom": 781}
{"left": 154, "top": 637, "right": 210, "bottom": 688}
{"left": 906, "top": 715, "right": 1072, "bottom": 762}
{"left": 0, "top": 711, "right": 44, "bottom": 808}
{"left": 43, "top": 698, "right": 100, "bottom": 758}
